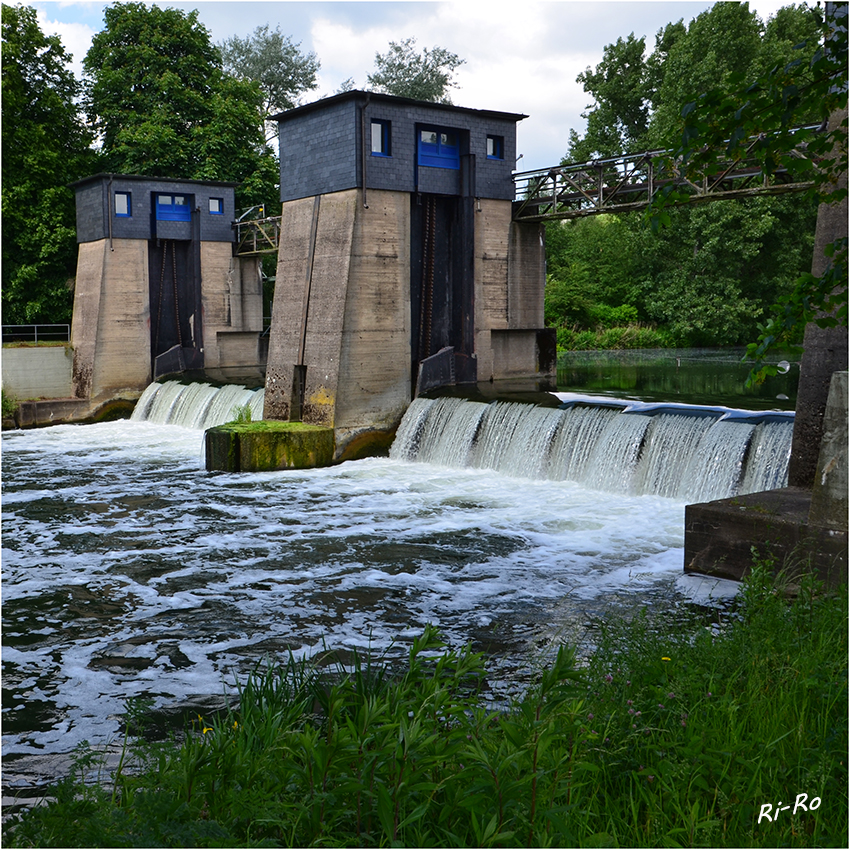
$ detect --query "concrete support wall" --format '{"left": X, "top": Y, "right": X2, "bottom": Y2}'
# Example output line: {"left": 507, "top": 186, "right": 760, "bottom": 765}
{"left": 2, "top": 346, "right": 73, "bottom": 399}
{"left": 264, "top": 188, "right": 411, "bottom": 450}
{"left": 809, "top": 371, "right": 848, "bottom": 531}
{"left": 472, "top": 215, "right": 550, "bottom": 381}
{"left": 265, "top": 195, "right": 320, "bottom": 420}
{"left": 336, "top": 189, "right": 411, "bottom": 438}
{"left": 201, "top": 247, "right": 263, "bottom": 370}
{"left": 788, "top": 106, "right": 848, "bottom": 488}
{"left": 71, "top": 238, "right": 150, "bottom": 399}
{"left": 473, "top": 199, "right": 510, "bottom": 380}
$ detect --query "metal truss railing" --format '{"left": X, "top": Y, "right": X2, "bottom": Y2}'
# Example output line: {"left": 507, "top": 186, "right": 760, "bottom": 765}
{"left": 233, "top": 214, "right": 282, "bottom": 256}
{"left": 513, "top": 129, "right": 820, "bottom": 222}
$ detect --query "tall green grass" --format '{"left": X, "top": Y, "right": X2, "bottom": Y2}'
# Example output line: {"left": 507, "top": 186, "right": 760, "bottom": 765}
{"left": 556, "top": 324, "right": 677, "bottom": 351}
{"left": 4, "top": 564, "right": 846, "bottom": 848}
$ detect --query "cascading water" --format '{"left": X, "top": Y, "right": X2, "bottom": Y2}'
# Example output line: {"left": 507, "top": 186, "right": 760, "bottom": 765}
{"left": 3, "top": 382, "right": 785, "bottom": 796}
{"left": 390, "top": 397, "right": 793, "bottom": 502}
{"left": 132, "top": 381, "right": 265, "bottom": 429}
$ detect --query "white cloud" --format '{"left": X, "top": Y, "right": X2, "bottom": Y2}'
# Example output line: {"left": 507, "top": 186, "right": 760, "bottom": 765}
{"left": 25, "top": 0, "right": 823, "bottom": 168}
{"left": 33, "top": 5, "right": 98, "bottom": 78}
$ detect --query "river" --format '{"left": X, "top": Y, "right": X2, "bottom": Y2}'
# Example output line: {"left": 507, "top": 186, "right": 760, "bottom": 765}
{"left": 2, "top": 349, "right": 795, "bottom": 800}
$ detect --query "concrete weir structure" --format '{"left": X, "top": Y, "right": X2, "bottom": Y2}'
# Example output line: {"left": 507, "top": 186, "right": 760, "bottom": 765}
{"left": 263, "top": 91, "right": 555, "bottom": 459}
{"left": 66, "top": 174, "right": 265, "bottom": 418}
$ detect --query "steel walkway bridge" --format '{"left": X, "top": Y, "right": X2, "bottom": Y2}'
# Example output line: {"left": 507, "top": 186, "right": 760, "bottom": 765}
{"left": 512, "top": 128, "right": 820, "bottom": 222}
{"left": 232, "top": 129, "right": 821, "bottom": 255}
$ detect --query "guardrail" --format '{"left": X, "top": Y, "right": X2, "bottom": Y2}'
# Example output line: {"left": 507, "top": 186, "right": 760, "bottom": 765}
{"left": 513, "top": 126, "right": 820, "bottom": 222}
{"left": 2, "top": 324, "right": 71, "bottom": 343}
{"left": 233, "top": 215, "right": 282, "bottom": 256}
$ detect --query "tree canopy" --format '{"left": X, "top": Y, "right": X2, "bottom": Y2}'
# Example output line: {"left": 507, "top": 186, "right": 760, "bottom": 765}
{"left": 366, "top": 37, "right": 465, "bottom": 103}
{"left": 2, "top": 3, "right": 94, "bottom": 324}
{"left": 547, "top": 2, "right": 829, "bottom": 353}
{"left": 219, "top": 24, "right": 319, "bottom": 139}
{"left": 82, "top": 2, "right": 277, "bottom": 205}
{"left": 567, "top": 1, "right": 822, "bottom": 160}
{"left": 649, "top": 1, "right": 847, "bottom": 379}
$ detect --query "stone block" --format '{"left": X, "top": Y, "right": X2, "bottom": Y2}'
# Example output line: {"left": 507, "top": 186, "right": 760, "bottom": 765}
{"left": 684, "top": 487, "right": 847, "bottom": 587}
{"left": 205, "top": 421, "right": 335, "bottom": 472}
{"left": 809, "top": 371, "right": 848, "bottom": 531}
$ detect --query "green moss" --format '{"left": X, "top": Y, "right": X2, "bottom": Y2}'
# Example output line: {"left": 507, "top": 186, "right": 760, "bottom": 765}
{"left": 205, "top": 421, "right": 335, "bottom": 472}
{"left": 218, "top": 420, "right": 328, "bottom": 434}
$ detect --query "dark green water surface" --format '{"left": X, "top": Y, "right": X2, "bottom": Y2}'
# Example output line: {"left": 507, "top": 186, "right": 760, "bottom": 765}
{"left": 556, "top": 348, "right": 797, "bottom": 411}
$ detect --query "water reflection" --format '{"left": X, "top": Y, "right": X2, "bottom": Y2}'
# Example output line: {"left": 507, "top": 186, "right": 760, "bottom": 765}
{"left": 556, "top": 348, "right": 798, "bottom": 410}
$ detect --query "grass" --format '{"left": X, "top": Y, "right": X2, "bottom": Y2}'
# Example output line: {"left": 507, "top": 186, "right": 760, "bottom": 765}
{"left": 2, "top": 388, "right": 19, "bottom": 420}
{"left": 556, "top": 324, "right": 677, "bottom": 352}
{"left": 3, "top": 562, "right": 846, "bottom": 848}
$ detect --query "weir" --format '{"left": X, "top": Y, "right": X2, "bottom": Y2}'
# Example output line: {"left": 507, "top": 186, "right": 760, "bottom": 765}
{"left": 390, "top": 396, "right": 792, "bottom": 504}
{"left": 131, "top": 381, "right": 265, "bottom": 430}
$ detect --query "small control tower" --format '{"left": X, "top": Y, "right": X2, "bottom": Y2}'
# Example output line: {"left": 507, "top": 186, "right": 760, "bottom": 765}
{"left": 265, "top": 91, "right": 553, "bottom": 454}
{"left": 70, "top": 174, "right": 264, "bottom": 402}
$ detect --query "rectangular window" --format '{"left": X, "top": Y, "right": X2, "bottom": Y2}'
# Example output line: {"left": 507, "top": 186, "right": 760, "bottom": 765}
{"left": 487, "top": 135, "right": 504, "bottom": 160}
{"left": 209, "top": 197, "right": 223, "bottom": 215}
{"left": 418, "top": 125, "right": 460, "bottom": 169}
{"left": 114, "top": 191, "right": 132, "bottom": 216}
{"left": 371, "top": 119, "right": 391, "bottom": 156}
{"left": 156, "top": 193, "right": 192, "bottom": 221}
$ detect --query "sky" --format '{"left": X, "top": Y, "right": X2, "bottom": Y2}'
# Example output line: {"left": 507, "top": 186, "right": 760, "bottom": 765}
{"left": 32, "top": 0, "right": 799, "bottom": 170}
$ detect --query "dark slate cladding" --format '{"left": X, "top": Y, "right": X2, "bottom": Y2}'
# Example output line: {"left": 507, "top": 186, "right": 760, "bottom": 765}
{"left": 70, "top": 174, "right": 238, "bottom": 244}
{"left": 275, "top": 90, "right": 525, "bottom": 203}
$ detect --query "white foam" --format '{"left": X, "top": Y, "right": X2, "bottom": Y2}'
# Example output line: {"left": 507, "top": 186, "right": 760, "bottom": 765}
{"left": 2, "top": 417, "right": 719, "bottom": 760}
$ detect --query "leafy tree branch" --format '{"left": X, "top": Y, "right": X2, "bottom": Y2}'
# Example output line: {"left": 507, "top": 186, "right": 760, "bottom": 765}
{"left": 645, "top": 4, "right": 847, "bottom": 383}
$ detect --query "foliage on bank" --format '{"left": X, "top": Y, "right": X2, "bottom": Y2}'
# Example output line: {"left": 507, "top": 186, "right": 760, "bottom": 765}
{"left": 546, "top": 2, "right": 830, "bottom": 353}
{"left": 4, "top": 564, "right": 846, "bottom": 848}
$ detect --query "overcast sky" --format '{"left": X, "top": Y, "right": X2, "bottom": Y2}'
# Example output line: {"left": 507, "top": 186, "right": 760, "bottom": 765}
{"left": 33, "top": 0, "right": 800, "bottom": 169}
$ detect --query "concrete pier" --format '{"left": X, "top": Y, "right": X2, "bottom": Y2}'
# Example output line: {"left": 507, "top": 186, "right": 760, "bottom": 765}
{"left": 685, "top": 372, "right": 848, "bottom": 587}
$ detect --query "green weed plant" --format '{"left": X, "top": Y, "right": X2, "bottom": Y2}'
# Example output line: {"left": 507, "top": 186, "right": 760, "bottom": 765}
{"left": 556, "top": 324, "right": 676, "bottom": 352}
{"left": 4, "top": 564, "right": 846, "bottom": 848}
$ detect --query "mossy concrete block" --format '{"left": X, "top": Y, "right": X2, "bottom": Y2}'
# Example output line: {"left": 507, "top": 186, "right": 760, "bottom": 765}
{"left": 205, "top": 421, "right": 335, "bottom": 472}
{"left": 684, "top": 487, "right": 847, "bottom": 588}
{"left": 206, "top": 426, "right": 241, "bottom": 472}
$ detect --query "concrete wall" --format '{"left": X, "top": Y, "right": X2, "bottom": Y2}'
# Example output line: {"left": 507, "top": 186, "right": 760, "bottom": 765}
{"left": 336, "top": 189, "right": 411, "bottom": 438}
{"left": 2, "top": 346, "right": 73, "bottom": 399}
{"left": 71, "top": 238, "right": 151, "bottom": 399}
{"left": 788, "top": 106, "right": 848, "bottom": 488}
{"left": 809, "top": 370, "right": 848, "bottom": 531}
{"left": 265, "top": 188, "right": 411, "bottom": 445}
{"left": 201, "top": 248, "right": 263, "bottom": 370}
{"left": 70, "top": 237, "right": 263, "bottom": 401}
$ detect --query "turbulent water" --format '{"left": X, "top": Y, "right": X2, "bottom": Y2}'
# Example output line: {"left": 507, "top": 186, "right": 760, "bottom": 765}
{"left": 3, "top": 390, "right": 780, "bottom": 789}
{"left": 392, "top": 397, "right": 793, "bottom": 502}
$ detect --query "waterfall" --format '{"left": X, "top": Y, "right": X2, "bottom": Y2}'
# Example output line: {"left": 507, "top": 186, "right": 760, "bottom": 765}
{"left": 391, "top": 397, "right": 793, "bottom": 503}
{"left": 132, "top": 381, "right": 264, "bottom": 429}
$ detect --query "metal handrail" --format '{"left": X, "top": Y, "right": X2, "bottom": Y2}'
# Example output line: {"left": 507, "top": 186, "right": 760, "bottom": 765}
{"left": 514, "top": 125, "right": 822, "bottom": 221}
{"left": 2, "top": 324, "right": 71, "bottom": 343}
{"left": 233, "top": 214, "right": 282, "bottom": 255}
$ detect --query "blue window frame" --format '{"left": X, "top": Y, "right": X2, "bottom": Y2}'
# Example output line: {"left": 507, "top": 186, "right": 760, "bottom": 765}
{"left": 371, "top": 119, "right": 391, "bottom": 157}
{"left": 418, "top": 126, "right": 460, "bottom": 169}
{"left": 209, "top": 197, "right": 224, "bottom": 215}
{"left": 156, "top": 193, "right": 191, "bottom": 221}
{"left": 114, "top": 191, "right": 132, "bottom": 217}
{"left": 487, "top": 134, "right": 504, "bottom": 160}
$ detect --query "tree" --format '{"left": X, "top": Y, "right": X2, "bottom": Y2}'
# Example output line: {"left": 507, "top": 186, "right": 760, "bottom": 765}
{"left": 549, "top": 3, "right": 825, "bottom": 353}
{"left": 220, "top": 24, "right": 319, "bottom": 140}
{"left": 83, "top": 2, "right": 277, "bottom": 207}
{"left": 2, "top": 3, "right": 95, "bottom": 324}
{"left": 568, "top": 33, "right": 654, "bottom": 160}
{"left": 367, "top": 37, "right": 464, "bottom": 103}
{"left": 648, "top": 2, "right": 846, "bottom": 378}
